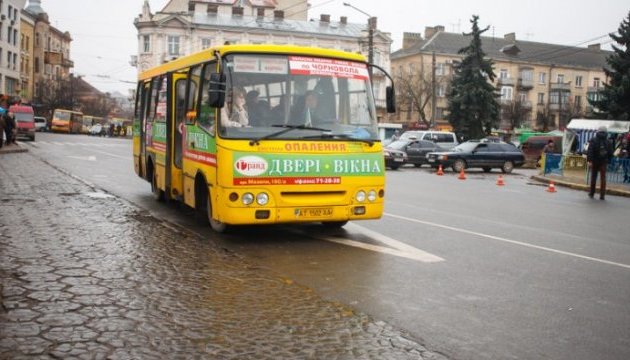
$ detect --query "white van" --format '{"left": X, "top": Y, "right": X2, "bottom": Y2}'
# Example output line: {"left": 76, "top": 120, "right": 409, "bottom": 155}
{"left": 400, "top": 130, "right": 458, "bottom": 150}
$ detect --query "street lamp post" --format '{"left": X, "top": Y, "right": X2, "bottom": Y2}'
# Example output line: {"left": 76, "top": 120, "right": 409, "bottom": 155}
{"left": 343, "top": 2, "right": 375, "bottom": 78}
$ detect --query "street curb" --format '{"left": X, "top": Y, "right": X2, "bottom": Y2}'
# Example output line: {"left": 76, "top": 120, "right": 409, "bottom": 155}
{"left": 530, "top": 175, "right": 630, "bottom": 198}
{"left": 0, "top": 145, "right": 27, "bottom": 154}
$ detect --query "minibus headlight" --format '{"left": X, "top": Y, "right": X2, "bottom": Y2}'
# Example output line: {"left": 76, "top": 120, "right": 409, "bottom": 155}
{"left": 242, "top": 193, "right": 254, "bottom": 205}
{"left": 367, "top": 190, "right": 377, "bottom": 202}
{"left": 356, "top": 190, "right": 366, "bottom": 203}
{"left": 256, "top": 192, "right": 269, "bottom": 206}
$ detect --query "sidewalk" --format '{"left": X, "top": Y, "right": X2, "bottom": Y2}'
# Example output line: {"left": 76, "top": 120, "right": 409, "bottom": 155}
{"left": 531, "top": 170, "right": 630, "bottom": 197}
{"left": 0, "top": 151, "right": 444, "bottom": 359}
{"left": 0, "top": 142, "right": 27, "bottom": 154}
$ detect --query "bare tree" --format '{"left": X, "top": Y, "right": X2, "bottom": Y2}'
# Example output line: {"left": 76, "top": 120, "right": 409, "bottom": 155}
{"left": 33, "top": 78, "right": 74, "bottom": 118}
{"left": 81, "top": 94, "right": 117, "bottom": 118}
{"left": 501, "top": 98, "right": 532, "bottom": 132}
{"left": 395, "top": 59, "right": 445, "bottom": 128}
{"left": 535, "top": 108, "right": 553, "bottom": 132}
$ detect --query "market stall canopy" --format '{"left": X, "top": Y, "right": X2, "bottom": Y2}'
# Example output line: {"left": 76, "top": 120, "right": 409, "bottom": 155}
{"left": 563, "top": 119, "right": 630, "bottom": 155}
{"left": 567, "top": 119, "right": 630, "bottom": 134}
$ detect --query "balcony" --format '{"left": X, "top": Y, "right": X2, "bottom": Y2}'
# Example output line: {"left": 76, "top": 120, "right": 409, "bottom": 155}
{"left": 587, "top": 86, "right": 602, "bottom": 94}
{"left": 517, "top": 78, "right": 534, "bottom": 90}
{"left": 497, "top": 77, "right": 515, "bottom": 86}
{"left": 45, "top": 50, "right": 74, "bottom": 69}
{"left": 550, "top": 82, "right": 571, "bottom": 91}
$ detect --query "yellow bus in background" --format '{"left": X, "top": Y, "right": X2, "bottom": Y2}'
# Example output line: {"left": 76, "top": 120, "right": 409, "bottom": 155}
{"left": 51, "top": 109, "right": 84, "bottom": 134}
{"left": 133, "top": 44, "right": 396, "bottom": 232}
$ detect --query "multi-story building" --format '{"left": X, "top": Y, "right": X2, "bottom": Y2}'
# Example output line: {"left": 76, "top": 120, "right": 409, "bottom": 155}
{"left": 0, "top": 0, "right": 26, "bottom": 97}
{"left": 390, "top": 26, "right": 610, "bottom": 131}
{"left": 133, "top": 0, "right": 392, "bottom": 119}
{"left": 19, "top": 7, "right": 34, "bottom": 100}
{"left": 24, "top": 0, "right": 73, "bottom": 102}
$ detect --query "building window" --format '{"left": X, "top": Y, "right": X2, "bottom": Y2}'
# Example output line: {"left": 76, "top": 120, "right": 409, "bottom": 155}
{"left": 437, "top": 84, "right": 446, "bottom": 97}
{"left": 12, "top": 53, "right": 16, "bottom": 70}
{"left": 34, "top": 56, "right": 39, "bottom": 73}
{"left": 550, "top": 92, "right": 559, "bottom": 104}
{"left": 593, "top": 77, "right": 600, "bottom": 88}
{"left": 435, "top": 107, "right": 445, "bottom": 119}
{"left": 168, "top": 36, "right": 180, "bottom": 56}
{"left": 538, "top": 72, "right": 546, "bottom": 84}
{"left": 518, "top": 93, "right": 527, "bottom": 102}
{"left": 436, "top": 63, "right": 445, "bottom": 76}
{"left": 575, "top": 75, "right": 583, "bottom": 87}
{"left": 201, "top": 38, "right": 212, "bottom": 49}
{"left": 499, "top": 69, "right": 508, "bottom": 79}
{"left": 537, "top": 93, "right": 544, "bottom": 104}
{"left": 521, "top": 69, "right": 533, "bottom": 81}
{"left": 142, "top": 35, "right": 151, "bottom": 53}
{"left": 500, "top": 86, "right": 513, "bottom": 100}
{"left": 557, "top": 74, "right": 564, "bottom": 84}
{"left": 575, "top": 95, "right": 582, "bottom": 108}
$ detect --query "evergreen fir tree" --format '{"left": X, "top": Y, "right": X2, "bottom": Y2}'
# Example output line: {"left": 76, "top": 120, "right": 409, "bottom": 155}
{"left": 590, "top": 11, "right": 630, "bottom": 120}
{"left": 446, "top": 15, "right": 500, "bottom": 140}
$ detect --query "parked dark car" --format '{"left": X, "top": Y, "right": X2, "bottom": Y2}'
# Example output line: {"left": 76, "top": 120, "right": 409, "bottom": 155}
{"left": 403, "top": 139, "right": 441, "bottom": 167}
{"left": 383, "top": 140, "right": 408, "bottom": 170}
{"left": 426, "top": 140, "right": 525, "bottom": 173}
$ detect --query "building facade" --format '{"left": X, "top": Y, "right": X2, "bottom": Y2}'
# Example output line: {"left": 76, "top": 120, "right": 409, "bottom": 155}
{"left": 391, "top": 26, "right": 610, "bottom": 131}
{"left": 0, "top": 0, "right": 26, "bottom": 96}
{"left": 24, "top": 0, "right": 73, "bottom": 102}
{"left": 133, "top": 0, "right": 393, "bottom": 117}
{"left": 19, "top": 8, "right": 34, "bottom": 100}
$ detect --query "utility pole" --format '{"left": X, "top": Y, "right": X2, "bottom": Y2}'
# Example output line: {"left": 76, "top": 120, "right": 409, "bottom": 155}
{"left": 431, "top": 51, "right": 436, "bottom": 129}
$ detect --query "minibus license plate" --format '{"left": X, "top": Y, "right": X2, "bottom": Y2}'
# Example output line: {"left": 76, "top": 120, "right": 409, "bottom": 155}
{"left": 297, "top": 208, "right": 333, "bottom": 217}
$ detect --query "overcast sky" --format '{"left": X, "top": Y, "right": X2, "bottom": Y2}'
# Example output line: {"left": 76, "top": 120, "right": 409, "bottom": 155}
{"left": 40, "top": 0, "right": 629, "bottom": 95}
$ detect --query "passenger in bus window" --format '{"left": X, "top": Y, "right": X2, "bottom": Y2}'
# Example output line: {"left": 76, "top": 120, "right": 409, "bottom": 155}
{"left": 270, "top": 95, "right": 288, "bottom": 125}
{"left": 290, "top": 90, "right": 321, "bottom": 126}
{"left": 222, "top": 87, "right": 248, "bottom": 127}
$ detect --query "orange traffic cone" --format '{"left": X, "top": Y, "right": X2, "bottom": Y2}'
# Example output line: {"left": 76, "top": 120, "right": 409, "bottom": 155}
{"left": 458, "top": 168, "right": 466, "bottom": 180}
{"left": 496, "top": 175, "right": 505, "bottom": 186}
{"left": 546, "top": 181, "right": 557, "bottom": 193}
{"left": 436, "top": 165, "right": 444, "bottom": 176}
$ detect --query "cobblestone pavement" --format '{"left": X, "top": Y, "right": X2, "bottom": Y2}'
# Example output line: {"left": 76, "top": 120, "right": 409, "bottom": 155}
{"left": 0, "top": 152, "right": 447, "bottom": 359}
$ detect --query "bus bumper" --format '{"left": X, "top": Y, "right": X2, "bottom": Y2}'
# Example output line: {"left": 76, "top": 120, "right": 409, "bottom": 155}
{"left": 217, "top": 203, "right": 384, "bottom": 225}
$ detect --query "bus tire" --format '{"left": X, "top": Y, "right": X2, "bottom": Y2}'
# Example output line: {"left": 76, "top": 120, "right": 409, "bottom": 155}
{"left": 206, "top": 193, "right": 227, "bottom": 233}
{"left": 151, "top": 168, "right": 165, "bottom": 202}
{"left": 321, "top": 221, "right": 348, "bottom": 228}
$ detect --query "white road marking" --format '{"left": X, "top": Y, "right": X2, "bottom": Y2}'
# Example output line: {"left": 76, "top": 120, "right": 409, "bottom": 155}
{"left": 385, "top": 212, "right": 630, "bottom": 270}
{"left": 66, "top": 155, "right": 96, "bottom": 161}
{"left": 313, "top": 223, "right": 444, "bottom": 263}
{"left": 88, "top": 149, "right": 130, "bottom": 160}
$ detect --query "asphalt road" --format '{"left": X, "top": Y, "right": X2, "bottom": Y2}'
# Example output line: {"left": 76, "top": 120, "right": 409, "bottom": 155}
{"left": 22, "top": 132, "right": 630, "bottom": 360}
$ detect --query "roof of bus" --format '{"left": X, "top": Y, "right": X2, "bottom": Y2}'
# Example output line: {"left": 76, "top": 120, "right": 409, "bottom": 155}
{"left": 138, "top": 44, "right": 368, "bottom": 81}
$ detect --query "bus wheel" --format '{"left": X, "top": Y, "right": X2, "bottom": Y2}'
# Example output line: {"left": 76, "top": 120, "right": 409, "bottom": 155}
{"left": 151, "top": 171, "right": 165, "bottom": 201}
{"left": 321, "top": 221, "right": 348, "bottom": 228}
{"left": 206, "top": 194, "right": 227, "bottom": 233}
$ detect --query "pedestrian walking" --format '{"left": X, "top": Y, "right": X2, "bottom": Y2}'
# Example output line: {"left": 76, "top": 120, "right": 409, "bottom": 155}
{"left": 587, "top": 126, "right": 614, "bottom": 199}
{"left": 0, "top": 109, "right": 5, "bottom": 149}
{"left": 618, "top": 136, "right": 630, "bottom": 183}
{"left": 3, "top": 110, "right": 15, "bottom": 145}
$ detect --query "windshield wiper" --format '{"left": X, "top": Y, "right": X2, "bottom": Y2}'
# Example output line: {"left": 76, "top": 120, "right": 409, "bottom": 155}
{"left": 300, "top": 133, "right": 374, "bottom": 146}
{"left": 249, "top": 124, "right": 330, "bottom": 146}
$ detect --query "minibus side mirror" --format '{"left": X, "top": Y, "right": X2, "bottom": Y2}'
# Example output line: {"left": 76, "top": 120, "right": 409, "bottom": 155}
{"left": 208, "top": 72, "right": 226, "bottom": 108}
{"left": 386, "top": 86, "right": 396, "bottom": 113}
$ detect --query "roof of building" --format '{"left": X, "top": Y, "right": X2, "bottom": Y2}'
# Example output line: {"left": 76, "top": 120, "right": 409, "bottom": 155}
{"left": 391, "top": 31, "right": 611, "bottom": 69}
{"left": 160, "top": 12, "right": 391, "bottom": 41}
{"left": 25, "top": 0, "right": 46, "bottom": 16}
